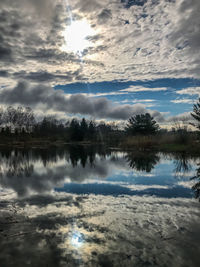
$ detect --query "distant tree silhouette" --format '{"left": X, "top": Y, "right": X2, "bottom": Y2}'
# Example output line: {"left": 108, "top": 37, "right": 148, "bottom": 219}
{"left": 126, "top": 113, "right": 159, "bottom": 135}
{"left": 0, "top": 107, "right": 4, "bottom": 126}
{"left": 69, "top": 119, "right": 82, "bottom": 141}
{"left": 80, "top": 118, "right": 88, "bottom": 141}
{"left": 88, "top": 121, "right": 96, "bottom": 140}
{"left": 36, "top": 116, "right": 66, "bottom": 137}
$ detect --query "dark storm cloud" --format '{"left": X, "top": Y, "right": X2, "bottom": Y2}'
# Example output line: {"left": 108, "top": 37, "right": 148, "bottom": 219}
{"left": 0, "top": 81, "right": 165, "bottom": 121}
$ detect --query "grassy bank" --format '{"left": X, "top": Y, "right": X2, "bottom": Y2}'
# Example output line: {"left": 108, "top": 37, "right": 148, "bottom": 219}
{"left": 119, "top": 132, "right": 200, "bottom": 154}
{"left": 0, "top": 131, "right": 200, "bottom": 154}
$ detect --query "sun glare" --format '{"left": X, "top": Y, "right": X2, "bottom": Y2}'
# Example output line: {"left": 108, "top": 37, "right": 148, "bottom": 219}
{"left": 70, "top": 231, "right": 84, "bottom": 248}
{"left": 61, "top": 20, "right": 95, "bottom": 54}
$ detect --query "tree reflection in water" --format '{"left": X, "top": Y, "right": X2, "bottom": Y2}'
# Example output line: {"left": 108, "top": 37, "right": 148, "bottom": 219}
{"left": 169, "top": 153, "right": 200, "bottom": 201}
{"left": 191, "top": 164, "right": 200, "bottom": 201}
{"left": 125, "top": 152, "right": 160, "bottom": 172}
{"left": 172, "top": 153, "right": 192, "bottom": 178}
{"left": 0, "top": 146, "right": 110, "bottom": 178}
{"left": 0, "top": 149, "right": 33, "bottom": 178}
{"left": 1, "top": 147, "right": 200, "bottom": 201}
{"left": 67, "top": 145, "right": 110, "bottom": 168}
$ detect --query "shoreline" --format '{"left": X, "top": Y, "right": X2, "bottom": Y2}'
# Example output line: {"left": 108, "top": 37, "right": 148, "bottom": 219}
{"left": 0, "top": 139, "right": 200, "bottom": 155}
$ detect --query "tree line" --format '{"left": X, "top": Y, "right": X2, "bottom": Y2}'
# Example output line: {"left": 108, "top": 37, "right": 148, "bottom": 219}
{"left": 0, "top": 106, "right": 119, "bottom": 142}
{"left": 1, "top": 98, "right": 200, "bottom": 142}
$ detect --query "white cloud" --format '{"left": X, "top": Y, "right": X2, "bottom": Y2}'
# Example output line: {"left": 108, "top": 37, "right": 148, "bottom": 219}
{"left": 1, "top": 0, "right": 200, "bottom": 89}
{"left": 65, "top": 91, "right": 129, "bottom": 98}
{"left": 167, "top": 112, "right": 193, "bottom": 124}
{"left": 120, "top": 86, "right": 168, "bottom": 93}
{"left": 116, "top": 99, "right": 157, "bottom": 108}
{"left": 171, "top": 99, "right": 195, "bottom": 104}
{"left": 176, "top": 87, "right": 200, "bottom": 96}
{"left": 121, "top": 99, "right": 156, "bottom": 103}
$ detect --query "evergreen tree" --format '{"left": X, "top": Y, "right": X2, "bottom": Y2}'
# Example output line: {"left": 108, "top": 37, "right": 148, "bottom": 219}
{"left": 126, "top": 113, "right": 159, "bottom": 135}
{"left": 80, "top": 118, "right": 88, "bottom": 140}
{"left": 191, "top": 98, "right": 200, "bottom": 130}
{"left": 69, "top": 119, "right": 81, "bottom": 141}
{"left": 88, "top": 121, "right": 96, "bottom": 140}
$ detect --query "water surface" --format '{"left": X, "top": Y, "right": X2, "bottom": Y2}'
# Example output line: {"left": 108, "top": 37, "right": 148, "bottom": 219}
{"left": 0, "top": 146, "right": 200, "bottom": 266}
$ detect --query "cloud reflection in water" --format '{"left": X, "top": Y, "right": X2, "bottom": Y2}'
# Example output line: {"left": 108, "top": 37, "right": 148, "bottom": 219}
{"left": 0, "top": 146, "right": 199, "bottom": 200}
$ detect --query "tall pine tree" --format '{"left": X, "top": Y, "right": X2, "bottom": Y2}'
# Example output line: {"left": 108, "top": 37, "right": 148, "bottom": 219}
{"left": 191, "top": 98, "right": 200, "bottom": 130}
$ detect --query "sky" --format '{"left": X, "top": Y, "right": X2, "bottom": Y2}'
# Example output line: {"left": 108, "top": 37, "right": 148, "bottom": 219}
{"left": 0, "top": 0, "right": 200, "bottom": 127}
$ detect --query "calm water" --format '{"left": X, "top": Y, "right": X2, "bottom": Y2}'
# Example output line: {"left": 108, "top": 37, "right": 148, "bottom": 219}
{"left": 0, "top": 145, "right": 200, "bottom": 267}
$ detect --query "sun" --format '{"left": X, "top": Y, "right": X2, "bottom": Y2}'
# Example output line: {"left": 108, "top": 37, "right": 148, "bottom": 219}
{"left": 61, "top": 20, "right": 95, "bottom": 54}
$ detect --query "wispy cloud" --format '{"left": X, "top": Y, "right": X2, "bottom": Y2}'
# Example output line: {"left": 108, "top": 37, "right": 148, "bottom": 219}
{"left": 65, "top": 91, "right": 129, "bottom": 98}
{"left": 171, "top": 99, "right": 195, "bottom": 104}
{"left": 120, "top": 86, "right": 168, "bottom": 93}
{"left": 176, "top": 87, "right": 200, "bottom": 96}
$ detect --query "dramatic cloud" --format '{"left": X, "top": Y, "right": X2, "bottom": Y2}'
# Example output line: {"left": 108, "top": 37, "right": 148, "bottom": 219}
{"left": 0, "top": 81, "right": 165, "bottom": 121}
{"left": 0, "top": 0, "right": 200, "bottom": 86}
{"left": 0, "top": 0, "right": 200, "bottom": 121}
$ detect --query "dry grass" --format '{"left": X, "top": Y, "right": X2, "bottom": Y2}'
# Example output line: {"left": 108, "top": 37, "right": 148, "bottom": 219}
{"left": 120, "top": 132, "right": 199, "bottom": 153}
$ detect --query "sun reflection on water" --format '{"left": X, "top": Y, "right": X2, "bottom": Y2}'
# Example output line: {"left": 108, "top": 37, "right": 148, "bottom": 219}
{"left": 70, "top": 230, "right": 84, "bottom": 248}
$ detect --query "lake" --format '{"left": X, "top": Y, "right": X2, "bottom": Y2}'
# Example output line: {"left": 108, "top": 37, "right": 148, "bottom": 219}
{"left": 0, "top": 145, "right": 200, "bottom": 267}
